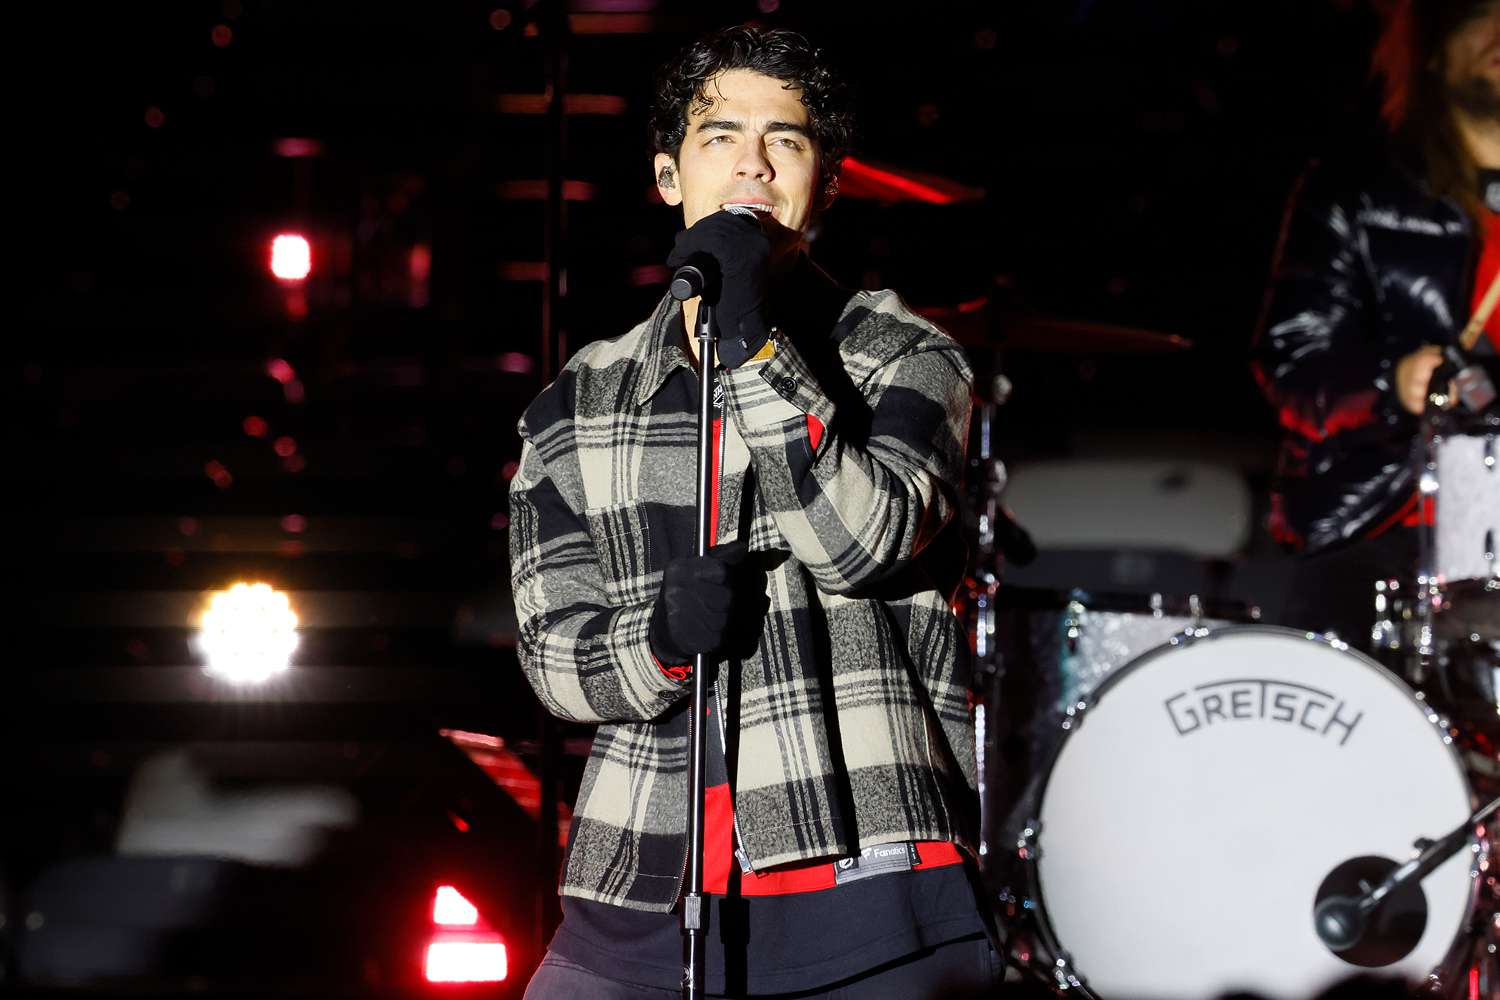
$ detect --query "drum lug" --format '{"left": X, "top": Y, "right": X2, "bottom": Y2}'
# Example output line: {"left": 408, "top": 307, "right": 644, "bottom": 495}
{"left": 1063, "top": 600, "right": 1085, "bottom": 656}
{"left": 1016, "top": 819, "right": 1042, "bottom": 862}
{"left": 1049, "top": 950, "right": 1086, "bottom": 992}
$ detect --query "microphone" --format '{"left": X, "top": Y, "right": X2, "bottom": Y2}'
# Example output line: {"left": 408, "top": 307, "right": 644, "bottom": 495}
{"left": 669, "top": 206, "right": 761, "bottom": 302}
{"left": 1312, "top": 892, "right": 1367, "bottom": 952}
{"left": 1311, "top": 794, "right": 1499, "bottom": 963}
{"left": 1310, "top": 853, "right": 1429, "bottom": 966}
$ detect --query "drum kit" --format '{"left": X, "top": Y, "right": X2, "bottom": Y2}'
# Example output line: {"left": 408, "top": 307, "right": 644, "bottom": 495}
{"left": 853, "top": 162, "right": 1498, "bottom": 996}
{"left": 955, "top": 318, "right": 1500, "bottom": 999}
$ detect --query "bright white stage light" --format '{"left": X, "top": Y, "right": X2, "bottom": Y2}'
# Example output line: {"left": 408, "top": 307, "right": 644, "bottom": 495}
{"left": 198, "top": 582, "right": 299, "bottom": 684}
{"left": 269, "top": 234, "right": 312, "bottom": 281}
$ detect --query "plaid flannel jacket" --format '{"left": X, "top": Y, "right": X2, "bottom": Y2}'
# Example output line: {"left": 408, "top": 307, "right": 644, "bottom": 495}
{"left": 509, "top": 259, "right": 977, "bottom": 912}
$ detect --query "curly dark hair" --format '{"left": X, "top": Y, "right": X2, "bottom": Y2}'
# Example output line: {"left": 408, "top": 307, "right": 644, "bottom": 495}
{"left": 649, "top": 25, "right": 855, "bottom": 197}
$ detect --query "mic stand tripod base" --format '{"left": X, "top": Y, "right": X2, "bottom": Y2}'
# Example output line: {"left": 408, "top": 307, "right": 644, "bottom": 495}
{"left": 1314, "top": 855, "right": 1429, "bottom": 967}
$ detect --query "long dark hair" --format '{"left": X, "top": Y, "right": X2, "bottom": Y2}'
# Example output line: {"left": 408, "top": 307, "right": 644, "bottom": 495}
{"left": 649, "top": 25, "right": 855, "bottom": 199}
{"left": 1372, "top": 0, "right": 1496, "bottom": 222}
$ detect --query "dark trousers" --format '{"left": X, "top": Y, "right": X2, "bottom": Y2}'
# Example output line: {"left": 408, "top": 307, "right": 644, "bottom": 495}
{"left": 521, "top": 935, "right": 1002, "bottom": 1000}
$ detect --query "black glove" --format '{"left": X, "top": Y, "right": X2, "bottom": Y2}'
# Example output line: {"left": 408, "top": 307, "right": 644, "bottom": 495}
{"left": 648, "top": 540, "right": 754, "bottom": 666}
{"left": 666, "top": 210, "right": 772, "bottom": 369}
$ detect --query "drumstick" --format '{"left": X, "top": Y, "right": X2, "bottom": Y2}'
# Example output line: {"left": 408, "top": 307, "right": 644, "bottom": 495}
{"left": 1459, "top": 268, "right": 1500, "bottom": 351}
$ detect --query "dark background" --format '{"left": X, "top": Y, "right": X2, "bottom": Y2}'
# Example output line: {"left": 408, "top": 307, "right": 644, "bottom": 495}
{"left": 4, "top": 0, "right": 1391, "bottom": 956}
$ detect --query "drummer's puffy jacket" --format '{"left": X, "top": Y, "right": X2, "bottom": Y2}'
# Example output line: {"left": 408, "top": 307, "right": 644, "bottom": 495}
{"left": 1251, "top": 153, "right": 1485, "bottom": 554}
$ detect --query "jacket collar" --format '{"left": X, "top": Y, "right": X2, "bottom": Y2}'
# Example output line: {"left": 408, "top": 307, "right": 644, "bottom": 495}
{"left": 635, "top": 294, "right": 692, "bottom": 406}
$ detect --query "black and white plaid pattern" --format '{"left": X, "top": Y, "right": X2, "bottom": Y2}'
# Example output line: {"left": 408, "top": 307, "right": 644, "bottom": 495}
{"left": 509, "top": 261, "right": 977, "bottom": 912}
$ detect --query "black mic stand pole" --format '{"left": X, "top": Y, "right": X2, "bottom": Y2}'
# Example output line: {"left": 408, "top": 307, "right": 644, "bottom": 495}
{"left": 678, "top": 286, "right": 717, "bottom": 1000}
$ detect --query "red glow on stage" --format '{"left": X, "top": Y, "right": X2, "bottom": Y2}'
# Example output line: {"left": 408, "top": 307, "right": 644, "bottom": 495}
{"left": 266, "top": 359, "right": 296, "bottom": 384}
{"left": 440, "top": 728, "right": 572, "bottom": 847}
{"left": 423, "top": 886, "right": 507, "bottom": 984}
{"left": 495, "top": 93, "right": 627, "bottom": 116}
{"left": 273, "top": 137, "right": 323, "bottom": 158}
{"left": 631, "top": 264, "right": 671, "bottom": 287}
{"left": 838, "top": 156, "right": 986, "bottom": 205}
{"left": 495, "top": 179, "right": 597, "bottom": 201}
{"left": 497, "top": 261, "right": 546, "bottom": 281}
{"left": 144, "top": 106, "right": 165, "bottom": 129}
{"left": 242, "top": 415, "right": 269, "bottom": 438}
{"left": 273, "top": 436, "right": 297, "bottom": 458}
{"left": 270, "top": 234, "right": 311, "bottom": 281}
{"left": 280, "top": 514, "right": 306, "bottom": 534}
{"left": 204, "top": 460, "right": 233, "bottom": 490}
{"left": 211, "top": 24, "right": 233, "bottom": 47}
{"left": 409, "top": 243, "right": 432, "bottom": 281}
{"left": 497, "top": 352, "right": 534, "bottom": 374}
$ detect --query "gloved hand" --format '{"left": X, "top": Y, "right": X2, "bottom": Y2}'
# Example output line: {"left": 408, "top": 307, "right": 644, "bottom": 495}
{"left": 648, "top": 540, "right": 756, "bottom": 666}
{"left": 666, "top": 210, "right": 772, "bottom": 369}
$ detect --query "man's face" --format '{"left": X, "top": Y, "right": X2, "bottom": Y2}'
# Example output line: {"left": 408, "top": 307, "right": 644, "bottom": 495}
{"left": 654, "top": 68, "right": 828, "bottom": 265}
{"left": 1445, "top": 4, "right": 1500, "bottom": 120}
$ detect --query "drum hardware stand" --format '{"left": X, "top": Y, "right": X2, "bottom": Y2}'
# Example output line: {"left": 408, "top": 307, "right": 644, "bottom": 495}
{"left": 968, "top": 390, "right": 1005, "bottom": 865}
{"left": 965, "top": 373, "right": 1059, "bottom": 988}
{"left": 1411, "top": 379, "right": 1453, "bottom": 688}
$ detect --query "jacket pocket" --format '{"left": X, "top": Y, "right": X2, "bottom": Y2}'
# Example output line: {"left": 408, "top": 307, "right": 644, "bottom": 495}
{"left": 583, "top": 501, "right": 657, "bottom": 607}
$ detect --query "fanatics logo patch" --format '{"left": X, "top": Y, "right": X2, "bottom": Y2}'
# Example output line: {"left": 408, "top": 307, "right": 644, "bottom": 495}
{"left": 832, "top": 842, "right": 918, "bottom": 886}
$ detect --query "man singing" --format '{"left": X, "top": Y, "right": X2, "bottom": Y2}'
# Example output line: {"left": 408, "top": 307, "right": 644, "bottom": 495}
{"left": 509, "top": 24, "right": 996, "bottom": 1000}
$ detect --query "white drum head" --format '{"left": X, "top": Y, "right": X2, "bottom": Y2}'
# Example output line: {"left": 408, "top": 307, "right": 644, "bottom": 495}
{"left": 1034, "top": 627, "right": 1475, "bottom": 1000}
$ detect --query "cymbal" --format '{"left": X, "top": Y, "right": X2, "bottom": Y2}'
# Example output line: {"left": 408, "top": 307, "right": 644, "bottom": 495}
{"left": 838, "top": 156, "right": 986, "bottom": 204}
{"left": 914, "top": 299, "right": 1193, "bottom": 354}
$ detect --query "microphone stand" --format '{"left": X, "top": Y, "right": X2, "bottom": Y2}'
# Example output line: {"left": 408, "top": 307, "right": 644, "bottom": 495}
{"left": 678, "top": 288, "right": 716, "bottom": 1000}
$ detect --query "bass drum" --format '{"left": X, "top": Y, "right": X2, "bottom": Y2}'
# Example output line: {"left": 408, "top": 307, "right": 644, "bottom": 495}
{"left": 1025, "top": 626, "right": 1480, "bottom": 1000}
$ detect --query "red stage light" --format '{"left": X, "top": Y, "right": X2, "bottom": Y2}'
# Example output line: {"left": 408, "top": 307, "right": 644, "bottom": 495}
{"left": 423, "top": 941, "right": 507, "bottom": 983}
{"left": 432, "top": 886, "right": 479, "bottom": 927}
{"left": 424, "top": 886, "right": 507, "bottom": 983}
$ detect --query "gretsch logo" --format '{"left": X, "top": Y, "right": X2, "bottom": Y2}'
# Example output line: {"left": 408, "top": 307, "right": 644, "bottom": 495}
{"left": 1164, "top": 677, "right": 1363, "bottom": 746}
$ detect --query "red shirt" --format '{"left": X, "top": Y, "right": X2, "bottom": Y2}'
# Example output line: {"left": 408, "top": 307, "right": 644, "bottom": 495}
{"left": 659, "top": 395, "right": 962, "bottom": 895}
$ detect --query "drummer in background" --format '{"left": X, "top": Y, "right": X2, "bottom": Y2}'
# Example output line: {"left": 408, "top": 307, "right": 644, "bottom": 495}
{"left": 1252, "top": 0, "right": 1500, "bottom": 648}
